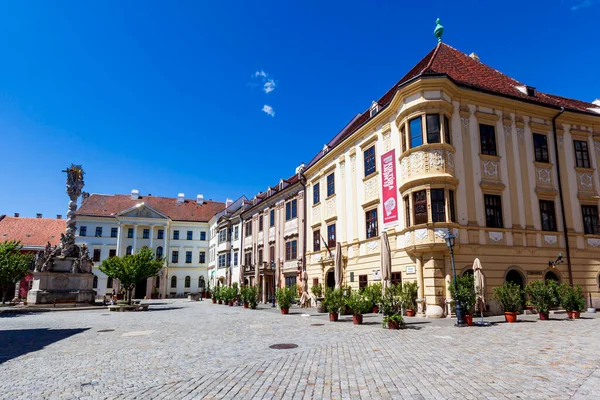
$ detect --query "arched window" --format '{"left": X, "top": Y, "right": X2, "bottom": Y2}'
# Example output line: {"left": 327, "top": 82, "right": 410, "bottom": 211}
{"left": 184, "top": 276, "right": 191, "bottom": 288}
{"left": 155, "top": 276, "right": 160, "bottom": 288}
{"left": 156, "top": 246, "right": 163, "bottom": 260}
{"left": 198, "top": 276, "right": 205, "bottom": 288}
{"left": 545, "top": 270, "right": 560, "bottom": 283}
{"left": 462, "top": 269, "right": 474, "bottom": 277}
{"left": 93, "top": 275, "right": 98, "bottom": 289}
{"left": 171, "top": 276, "right": 177, "bottom": 288}
{"left": 506, "top": 269, "right": 524, "bottom": 289}
{"left": 126, "top": 246, "right": 133, "bottom": 256}
{"left": 107, "top": 277, "right": 113, "bottom": 289}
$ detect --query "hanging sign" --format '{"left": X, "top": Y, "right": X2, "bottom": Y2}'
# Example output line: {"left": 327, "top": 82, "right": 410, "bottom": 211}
{"left": 381, "top": 149, "right": 399, "bottom": 227}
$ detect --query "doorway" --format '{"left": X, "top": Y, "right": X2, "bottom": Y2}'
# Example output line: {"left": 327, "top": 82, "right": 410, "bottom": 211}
{"left": 326, "top": 270, "right": 335, "bottom": 289}
{"left": 545, "top": 270, "right": 560, "bottom": 283}
{"left": 506, "top": 269, "right": 524, "bottom": 289}
{"left": 134, "top": 278, "right": 147, "bottom": 299}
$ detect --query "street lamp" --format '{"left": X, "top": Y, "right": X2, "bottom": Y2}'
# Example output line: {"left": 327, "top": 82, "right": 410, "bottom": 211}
{"left": 445, "top": 232, "right": 467, "bottom": 327}
{"left": 271, "top": 261, "right": 276, "bottom": 307}
{"left": 548, "top": 252, "right": 564, "bottom": 269}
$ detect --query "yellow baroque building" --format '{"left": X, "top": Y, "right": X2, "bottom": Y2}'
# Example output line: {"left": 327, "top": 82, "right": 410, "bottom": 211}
{"left": 304, "top": 42, "right": 600, "bottom": 317}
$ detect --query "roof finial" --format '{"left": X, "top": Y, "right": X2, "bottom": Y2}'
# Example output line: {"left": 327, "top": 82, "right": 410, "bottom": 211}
{"left": 434, "top": 18, "right": 444, "bottom": 43}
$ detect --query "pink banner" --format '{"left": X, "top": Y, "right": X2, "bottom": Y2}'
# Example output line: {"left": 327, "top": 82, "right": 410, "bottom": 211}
{"left": 381, "top": 149, "right": 398, "bottom": 227}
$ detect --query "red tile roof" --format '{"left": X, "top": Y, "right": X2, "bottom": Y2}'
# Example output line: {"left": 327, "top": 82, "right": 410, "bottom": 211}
{"left": 0, "top": 216, "right": 65, "bottom": 248}
{"left": 76, "top": 194, "right": 226, "bottom": 222}
{"left": 307, "top": 42, "right": 600, "bottom": 168}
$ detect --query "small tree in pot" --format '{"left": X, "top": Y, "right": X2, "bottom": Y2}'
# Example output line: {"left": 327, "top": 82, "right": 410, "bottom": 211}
{"left": 381, "top": 283, "right": 404, "bottom": 329}
{"left": 558, "top": 284, "right": 585, "bottom": 319}
{"left": 525, "top": 280, "right": 559, "bottom": 320}
{"left": 322, "top": 288, "right": 344, "bottom": 321}
{"left": 493, "top": 282, "right": 523, "bottom": 322}
{"left": 448, "top": 274, "right": 476, "bottom": 326}
{"left": 275, "top": 285, "right": 296, "bottom": 314}
{"left": 247, "top": 286, "right": 259, "bottom": 309}
{"left": 401, "top": 281, "right": 418, "bottom": 316}
{"left": 345, "top": 292, "right": 373, "bottom": 324}
{"left": 364, "top": 283, "right": 382, "bottom": 313}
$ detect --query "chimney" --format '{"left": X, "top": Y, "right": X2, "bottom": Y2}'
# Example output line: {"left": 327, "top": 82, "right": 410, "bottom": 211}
{"left": 225, "top": 198, "right": 233, "bottom": 208}
{"left": 36, "top": 213, "right": 42, "bottom": 219}
{"left": 14, "top": 213, "right": 19, "bottom": 217}
{"left": 196, "top": 194, "right": 204, "bottom": 205}
{"left": 57, "top": 214, "right": 62, "bottom": 220}
{"left": 131, "top": 189, "right": 139, "bottom": 200}
{"left": 469, "top": 52, "right": 480, "bottom": 61}
{"left": 178, "top": 193, "right": 185, "bottom": 203}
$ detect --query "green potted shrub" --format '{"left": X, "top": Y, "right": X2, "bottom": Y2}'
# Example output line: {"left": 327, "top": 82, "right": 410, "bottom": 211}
{"left": 525, "top": 280, "right": 559, "bottom": 320}
{"left": 448, "top": 274, "right": 476, "bottom": 326}
{"left": 381, "top": 283, "right": 404, "bottom": 329}
{"left": 401, "top": 281, "right": 418, "bottom": 316}
{"left": 311, "top": 282, "right": 323, "bottom": 298}
{"left": 364, "top": 283, "right": 382, "bottom": 313}
{"left": 247, "top": 286, "right": 259, "bottom": 309}
{"left": 493, "top": 282, "right": 523, "bottom": 322}
{"left": 558, "top": 283, "right": 585, "bottom": 319}
{"left": 345, "top": 292, "right": 373, "bottom": 324}
{"left": 205, "top": 281, "right": 211, "bottom": 299}
{"left": 151, "top": 287, "right": 159, "bottom": 299}
{"left": 322, "top": 288, "right": 344, "bottom": 321}
{"left": 211, "top": 286, "right": 218, "bottom": 303}
{"left": 240, "top": 286, "right": 249, "bottom": 308}
{"left": 275, "top": 286, "right": 296, "bottom": 314}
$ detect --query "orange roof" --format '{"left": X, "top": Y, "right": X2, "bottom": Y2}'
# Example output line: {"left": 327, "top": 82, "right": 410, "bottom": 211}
{"left": 76, "top": 194, "right": 225, "bottom": 222}
{"left": 0, "top": 216, "right": 65, "bottom": 248}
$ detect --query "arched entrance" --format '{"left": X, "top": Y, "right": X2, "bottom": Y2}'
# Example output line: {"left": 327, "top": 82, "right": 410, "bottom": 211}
{"left": 326, "top": 269, "right": 335, "bottom": 289}
{"left": 462, "top": 269, "right": 474, "bottom": 277}
{"left": 545, "top": 270, "right": 560, "bottom": 283}
{"left": 506, "top": 269, "right": 524, "bottom": 289}
{"left": 134, "top": 279, "right": 147, "bottom": 299}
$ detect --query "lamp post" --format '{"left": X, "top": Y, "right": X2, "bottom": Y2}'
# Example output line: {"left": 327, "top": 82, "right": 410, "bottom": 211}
{"left": 271, "top": 261, "right": 276, "bottom": 307}
{"left": 445, "top": 232, "right": 467, "bottom": 327}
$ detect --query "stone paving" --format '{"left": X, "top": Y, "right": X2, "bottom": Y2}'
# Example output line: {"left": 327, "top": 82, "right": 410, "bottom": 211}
{"left": 1, "top": 300, "right": 599, "bottom": 399}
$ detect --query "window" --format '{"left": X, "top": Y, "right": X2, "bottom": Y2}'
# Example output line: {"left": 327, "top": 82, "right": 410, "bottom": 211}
{"left": 444, "top": 115, "right": 451, "bottom": 145}
{"left": 404, "top": 196, "right": 411, "bottom": 227}
{"left": 126, "top": 246, "right": 133, "bottom": 256}
{"left": 533, "top": 134, "right": 549, "bottom": 163}
{"left": 313, "top": 229, "right": 321, "bottom": 251}
{"left": 142, "top": 229, "right": 149, "bottom": 239}
{"left": 431, "top": 189, "right": 445, "bottom": 223}
{"left": 111, "top": 227, "right": 118, "bottom": 238}
{"left": 269, "top": 209, "right": 275, "bottom": 227}
{"left": 218, "top": 229, "right": 227, "bottom": 243}
{"left": 364, "top": 146, "right": 376, "bottom": 177}
{"left": 259, "top": 215, "right": 263, "bottom": 231}
{"left": 185, "top": 251, "right": 192, "bottom": 264}
{"left": 233, "top": 252, "right": 238, "bottom": 266}
{"left": 359, "top": 275, "right": 368, "bottom": 291}
{"left": 401, "top": 126, "right": 406, "bottom": 153}
{"left": 93, "top": 275, "right": 98, "bottom": 289}
{"left": 269, "top": 246, "right": 275, "bottom": 262}
{"left": 313, "top": 183, "right": 320, "bottom": 205}
{"left": 391, "top": 272, "right": 402, "bottom": 285}
{"left": 479, "top": 124, "right": 497, "bottom": 156}
{"left": 127, "top": 228, "right": 134, "bottom": 238}
{"left": 539, "top": 200, "right": 557, "bottom": 232}
{"left": 286, "top": 199, "right": 297, "bottom": 221}
{"left": 365, "top": 209, "right": 378, "bottom": 239}
{"left": 218, "top": 254, "right": 226, "bottom": 268}
{"left": 574, "top": 140, "right": 591, "bottom": 168}
{"left": 327, "top": 224, "right": 336, "bottom": 249}
{"left": 184, "top": 276, "right": 191, "bottom": 288}
{"left": 285, "top": 240, "right": 298, "bottom": 261}
{"left": 413, "top": 190, "right": 428, "bottom": 225}
{"left": 93, "top": 249, "right": 101, "bottom": 262}
{"left": 195, "top": 251, "right": 203, "bottom": 264}
{"left": 80, "top": 226, "right": 87, "bottom": 236}
{"left": 484, "top": 194, "right": 503, "bottom": 228}
{"left": 449, "top": 190, "right": 456, "bottom": 223}
{"left": 198, "top": 276, "right": 204, "bottom": 288}
{"left": 327, "top": 173, "right": 335, "bottom": 197}
{"left": 172, "top": 250, "right": 179, "bottom": 263}
{"left": 173, "top": 230, "right": 179, "bottom": 240}
{"left": 257, "top": 250, "right": 262, "bottom": 265}
{"left": 409, "top": 116, "right": 423, "bottom": 148}
{"left": 582, "top": 205, "right": 599, "bottom": 234}
{"left": 200, "top": 231, "right": 206, "bottom": 241}
{"left": 244, "top": 252, "right": 252, "bottom": 266}
{"left": 234, "top": 226, "right": 239, "bottom": 240}
{"left": 156, "top": 247, "right": 163, "bottom": 260}
{"left": 245, "top": 221, "right": 252, "bottom": 236}
{"left": 426, "top": 114, "right": 440, "bottom": 144}
{"left": 187, "top": 231, "right": 193, "bottom": 240}
{"left": 171, "top": 276, "right": 177, "bottom": 288}
{"left": 109, "top": 249, "right": 116, "bottom": 258}
{"left": 107, "top": 277, "right": 113, "bottom": 289}
{"left": 157, "top": 229, "right": 164, "bottom": 239}
{"left": 285, "top": 276, "right": 297, "bottom": 287}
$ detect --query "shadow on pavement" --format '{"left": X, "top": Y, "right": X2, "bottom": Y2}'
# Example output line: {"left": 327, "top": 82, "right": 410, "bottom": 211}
{"left": 145, "top": 307, "right": 184, "bottom": 312}
{"left": 0, "top": 311, "right": 45, "bottom": 319}
{"left": 0, "top": 328, "right": 89, "bottom": 364}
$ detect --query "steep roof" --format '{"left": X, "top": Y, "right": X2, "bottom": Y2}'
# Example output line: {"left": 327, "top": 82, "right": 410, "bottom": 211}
{"left": 0, "top": 216, "right": 65, "bottom": 248}
{"left": 76, "top": 194, "right": 226, "bottom": 222}
{"left": 307, "top": 42, "right": 600, "bottom": 169}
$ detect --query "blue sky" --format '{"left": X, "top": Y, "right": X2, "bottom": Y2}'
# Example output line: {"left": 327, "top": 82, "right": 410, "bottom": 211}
{"left": 1, "top": 0, "right": 598, "bottom": 217}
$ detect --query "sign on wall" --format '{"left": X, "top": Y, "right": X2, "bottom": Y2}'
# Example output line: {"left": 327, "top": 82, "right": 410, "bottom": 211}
{"left": 381, "top": 149, "right": 399, "bottom": 227}
{"left": 406, "top": 266, "right": 416, "bottom": 274}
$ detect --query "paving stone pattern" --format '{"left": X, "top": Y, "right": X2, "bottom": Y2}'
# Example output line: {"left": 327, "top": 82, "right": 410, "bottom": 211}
{"left": 1, "top": 301, "right": 599, "bottom": 399}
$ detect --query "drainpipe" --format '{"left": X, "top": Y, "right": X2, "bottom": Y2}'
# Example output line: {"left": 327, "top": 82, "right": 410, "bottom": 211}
{"left": 300, "top": 172, "right": 307, "bottom": 272}
{"left": 552, "top": 107, "right": 573, "bottom": 285}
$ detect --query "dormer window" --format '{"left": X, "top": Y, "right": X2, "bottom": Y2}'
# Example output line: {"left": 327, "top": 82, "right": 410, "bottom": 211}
{"left": 370, "top": 102, "right": 379, "bottom": 117}
{"left": 322, "top": 144, "right": 329, "bottom": 155}
{"left": 526, "top": 86, "right": 536, "bottom": 97}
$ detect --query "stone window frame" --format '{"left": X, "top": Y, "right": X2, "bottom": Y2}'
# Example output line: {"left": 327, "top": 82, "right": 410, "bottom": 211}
{"left": 365, "top": 207, "right": 378, "bottom": 239}
{"left": 285, "top": 239, "right": 298, "bottom": 261}
{"left": 398, "top": 110, "right": 453, "bottom": 153}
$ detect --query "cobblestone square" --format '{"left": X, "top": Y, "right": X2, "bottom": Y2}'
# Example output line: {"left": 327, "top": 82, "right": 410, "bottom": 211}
{"left": 1, "top": 301, "right": 599, "bottom": 399}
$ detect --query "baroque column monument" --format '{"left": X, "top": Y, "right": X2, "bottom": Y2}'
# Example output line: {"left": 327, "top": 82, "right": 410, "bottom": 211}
{"left": 27, "top": 164, "right": 95, "bottom": 304}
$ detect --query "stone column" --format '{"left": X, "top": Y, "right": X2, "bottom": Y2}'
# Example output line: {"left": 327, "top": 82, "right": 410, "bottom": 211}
{"left": 132, "top": 225, "right": 138, "bottom": 254}
{"left": 262, "top": 272, "right": 267, "bottom": 304}
{"left": 149, "top": 226, "right": 154, "bottom": 250}
{"left": 116, "top": 224, "right": 123, "bottom": 256}
{"left": 423, "top": 252, "right": 445, "bottom": 318}
{"left": 415, "top": 255, "right": 424, "bottom": 316}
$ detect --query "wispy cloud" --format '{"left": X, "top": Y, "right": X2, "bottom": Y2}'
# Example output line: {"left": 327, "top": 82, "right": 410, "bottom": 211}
{"left": 263, "top": 79, "right": 276, "bottom": 94}
{"left": 262, "top": 105, "right": 275, "bottom": 117}
{"left": 253, "top": 70, "right": 267, "bottom": 78}
{"left": 251, "top": 70, "right": 276, "bottom": 94}
{"left": 571, "top": 0, "right": 598, "bottom": 10}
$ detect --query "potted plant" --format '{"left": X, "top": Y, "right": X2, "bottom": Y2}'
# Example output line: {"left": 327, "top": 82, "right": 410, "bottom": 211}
{"left": 311, "top": 282, "right": 323, "bottom": 298}
{"left": 247, "top": 286, "right": 259, "bottom": 309}
{"left": 345, "top": 292, "right": 372, "bottom": 324}
{"left": 381, "top": 284, "right": 404, "bottom": 329}
{"left": 227, "top": 287, "right": 236, "bottom": 306}
{"left": 211, "top": 286, "right": 218, "bottom": 303}
{"left": 493, "top": 282, "right": 523, "bottom": 322}
{"left": 240, "top": 286, "right": 249, "bottom": 308}
{"left": 525, "top": 280, "right": 559, "bottom": 320}
{"left": 322, "top": 288, "right": 344, "bottom": 321}
{"left": 216, "top": 286, "right": 223, "bottom": 304}
{"left": 275, "top": 286, "right": 295, "bottom": 314}
{"left": 558, "top": 283, "right": 585, "bottom": 319}
{"left": 401, "top": 281, "right": 418, "bottom": 316}
{"left": 448, "top": 274, "right": 476, "bottom": 326}
{"left": 364, "top": 283, "right": 382, "bottom": 313}
{"left": 150, "top": 287, "right": 159, "bottom": 299}
{"left": 205, "top": 281, "right": 211, "bottom": 299}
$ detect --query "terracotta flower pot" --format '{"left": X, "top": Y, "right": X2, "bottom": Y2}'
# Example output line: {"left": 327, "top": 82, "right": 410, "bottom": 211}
{"left": 465, "top": 314, "right": 473, "bottom": 326}
{"left": 244, "top": 302, "right": 249, "bottom": 309}
{"left": 504, "top": 311, "right": 518, "bottom": 323}
{"left": 538, "top": 312, "right": 549, "bottom": 320}
{"left": 212, "top": 299, "right": 216, "bottom": 304}
{"left": 329, "top": 313, "right": 338, "bottom": 322}
{"left": 406, "top": 310, "right": 415, "bottom": 317}
{"left": 280, "top": 307, "right": 289, "bottom": 315}
{"left": 228, "top": 302, "right": 233, "bottom": 307}
{"left": 568, "top": 311, "right": 580, "bottom": 319}
{"left": 387, "top": 320, "right": 400, "bottom": 330}
{"left": 218, "top": 300, "right": 222, "bottom": 304}
{"left": 372, "top": 305, "right": 379, "bottom": 314}
{"left": 353, "top": 314, "right": 363, "bottom": 325}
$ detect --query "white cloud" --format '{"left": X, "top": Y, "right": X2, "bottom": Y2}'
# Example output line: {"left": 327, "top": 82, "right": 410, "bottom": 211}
{"left": 571, "top": 0, "right": 598, "bottom": 10}
{"left": 254, "top": 70, "right": 267, "bottom": 78}
{"left": 263, "top": 79, "right": 276, "bottom": 94}
{"left": 262, "top": 105, "right": 275, "bottom": 117}
{"left": 251, "top": 70, "right": 276, "bottom": 94}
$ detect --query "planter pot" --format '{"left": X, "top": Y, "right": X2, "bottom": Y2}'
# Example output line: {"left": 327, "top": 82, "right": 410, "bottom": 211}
{"left": 353, "top": 314, "right": 363, "bottom": 325}
{"left": 568, "top": 311, "right": 581, "bottom": 319}
{"left": 538, "top": 312, "right": 550, "bottom": 320}
{"left": 244, "top": 302, "right": 249, "bottom": 309}
{"left": 525, "top": 305, "right": 534, "bottom": 311}
{"left": 218, "top": 300, "right": 222, "bottom": 304}
{"left": 387, "top": 321, "right": 400, "bottom": 330}
{"left": 280, "top": 307, "right": 289, "bottom": 315}
{"left": 372, "top": 305, "right": 379, "bottom": 314}
{"left": 465, "top": 314, "right": 473, "bottom": 326}
{"left": 228, "top": 302, "right": 233, "bottom": 307}
{"left": 150, "top": 293, "right": 159, "bottom": 299}
{"left": 504, "top": 311, "right": 518, "bottom": 323}
{"left": 212, "top": 299, "right": 216, "bottom": 304}
{"left": 329, "top": 313, "right": 338, "bottom": 322}
{"left": 250, "top": 305, "right": 257, "bottom": 309}
{"left": 406, "top": 309, "right": 415, "bottom": 317}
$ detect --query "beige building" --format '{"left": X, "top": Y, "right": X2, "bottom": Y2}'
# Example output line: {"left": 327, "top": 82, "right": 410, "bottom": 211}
{"left": 304, "top": 42, "right": 600, "bottom": 317}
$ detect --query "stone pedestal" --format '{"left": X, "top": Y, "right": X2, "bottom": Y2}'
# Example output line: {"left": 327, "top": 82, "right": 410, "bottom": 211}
{"left": 27, "top": 269, "right": 95, "bottom": 305}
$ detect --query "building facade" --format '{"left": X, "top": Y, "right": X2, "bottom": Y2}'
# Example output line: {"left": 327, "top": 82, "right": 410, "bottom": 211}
{"left": 75, "top": 190, "right": 224, "bottom": 298}
{"left": 304, "top": 42, "right": 600, "bottom": 316}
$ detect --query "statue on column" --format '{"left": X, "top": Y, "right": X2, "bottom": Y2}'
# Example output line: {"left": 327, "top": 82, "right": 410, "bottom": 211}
{"left": 60, "top": 164, "right": 85, "bottom": 257}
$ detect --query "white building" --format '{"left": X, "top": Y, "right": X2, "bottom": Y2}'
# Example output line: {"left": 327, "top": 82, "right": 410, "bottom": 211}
{"left": 75, "top": 190, "right": 225, "bottom": 298}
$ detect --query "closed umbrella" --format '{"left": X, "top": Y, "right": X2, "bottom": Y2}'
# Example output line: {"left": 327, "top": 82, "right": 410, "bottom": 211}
{"left": 473, "top": 258, "right": 487, "bottom": 325}
{"left": 300, "top": 270, "right": 311, "bottom": 308}
{"left": 275, "top": 258, "right": 281, "bottom": 291}
{"left": 380, "top": 231, "right": 392, "bottom": 295}
{"left": 334, "top": 242, "right": 343, "bottom": 289}
{"left": 238, "top": 260, "right": 244, "bottom": 286}
{"left": 254, "top": 262, "right": 260, "bottom": 289}
{"left": 227, "top": 266, "right": 232, "bottom": 287}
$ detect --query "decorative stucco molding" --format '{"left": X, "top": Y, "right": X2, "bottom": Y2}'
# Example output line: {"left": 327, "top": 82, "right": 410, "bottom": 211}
{"left": 489, "top": 232, "right": 503, "bottom": 242}
{"left": 544, "top": 235, "right": 557, "bottom": 245}
{"left": 415, "top": 229, "right": 428, "bottom": 240}
{"left": 537, "top": 168, "right": 551, "bottom": 184}
{"left": 587, "top": 238, "right": 600, "bottom": 247}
